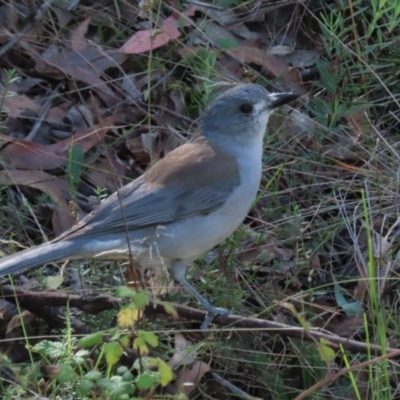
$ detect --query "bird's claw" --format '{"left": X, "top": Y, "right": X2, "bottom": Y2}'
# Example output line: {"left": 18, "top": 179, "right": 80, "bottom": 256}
{"left": 201, "top": 306, "right": 230, "bottom": 330}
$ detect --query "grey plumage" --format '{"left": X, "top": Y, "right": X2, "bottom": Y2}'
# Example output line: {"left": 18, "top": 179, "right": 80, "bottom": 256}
{"left": 0, "top": 83, "right": 298, "bottom": 327}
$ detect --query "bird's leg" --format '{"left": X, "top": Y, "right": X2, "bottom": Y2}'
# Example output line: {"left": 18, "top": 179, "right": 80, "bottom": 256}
{"left": 170, "top": 260, "right": 230, "bottom": 329}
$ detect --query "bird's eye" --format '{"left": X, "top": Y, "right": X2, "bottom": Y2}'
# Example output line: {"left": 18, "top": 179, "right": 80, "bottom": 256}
{"left": 239, "top": 103, "right": 253, "bottom": 114}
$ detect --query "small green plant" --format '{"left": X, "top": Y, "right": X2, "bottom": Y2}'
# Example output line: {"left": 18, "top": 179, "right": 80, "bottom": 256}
{"left": 66, "top": 144, "right": 85, "bottom": 193}
{"left": 76, "top": 287, "right": 175, "bottom": 399}
{"left": 2, "top": 288, "right": 177, "bottom": 399}
{"left": 0, "top": 69, "right": 19, "bottom": 127}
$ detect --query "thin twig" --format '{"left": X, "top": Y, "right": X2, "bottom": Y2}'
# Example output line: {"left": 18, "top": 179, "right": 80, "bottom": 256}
{"left": 211, "top": 372, "right": 261, "bottom": 400}
{"left": 0, "top": 0, "right": 58, "bottom": 59}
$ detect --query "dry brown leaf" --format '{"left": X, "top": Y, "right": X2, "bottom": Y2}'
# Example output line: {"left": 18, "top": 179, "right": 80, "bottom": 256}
{"left": 0, "top": 116, "right": 114, "bottom": 170}
{"left": 168, "top": 334, "right": 197, "bottom": 370}
{"left": 33, "top": 18, "right": 127, "bottom": 107}
{"left": 83, "top": 156, "right": 128, "bottom": 192}
{"left": 6, "top": 310, "right": 35, "bottom": 335}
{"left": 229, "top": 46, "right": 305, "bottom": 93}
{"left": 0, "top": 170, "right": 76, "bottom": 234}
{"left": 346, "top": 110, "right": 370, "bottom": 139}
{"left": 120, "top": 7, "right": 196, "bottom": 54}
{"left": 173, "top": 360, "right": 211, "bottom": 395}
{"left": 71, "top": 16, "right": 91, "bottom": 51}
{"left": 0, "top": 299, "right": 17, "bottom": 334}
{"left": 0, "top": 89, "right": 41, "bottom": 118}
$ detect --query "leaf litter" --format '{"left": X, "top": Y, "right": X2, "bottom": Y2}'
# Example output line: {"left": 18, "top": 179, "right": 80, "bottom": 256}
{"left": 0, "top": 0, "right": 397, "bottom": 398}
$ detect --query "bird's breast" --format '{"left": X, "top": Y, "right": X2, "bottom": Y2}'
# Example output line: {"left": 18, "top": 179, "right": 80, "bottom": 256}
{"left": 152, "top": 154, "right": 262, "bottom": 261}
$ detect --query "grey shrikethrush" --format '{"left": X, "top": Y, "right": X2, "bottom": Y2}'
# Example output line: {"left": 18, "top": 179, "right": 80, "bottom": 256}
{"left": 0, "top": 83, "right": 298, "bottom": 327}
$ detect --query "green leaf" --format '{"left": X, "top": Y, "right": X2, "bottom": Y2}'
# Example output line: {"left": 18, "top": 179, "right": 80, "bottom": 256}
{"left": 78, "top": 332, "right": 103, "bottom": 348}
{"left": 121, "top": 371, "right": 134, "bottom": 382}
{"left": 99, "top": 376, "right": 134, "bottom": 399}
{"left": 158, "top": 359, "right": 174, "bottom": 387}
{"left": 116, "top": 366, "right": 129, "bottom": 375}
{"left": 333, "top": 276, "right": 363, "bottom": 317}
{"left": 77, "top": 379, "right": 95, "bottom": 396}
{"left": 216, "top": 38, "right": 239, "bottom": 49}
{"left": 120, "top": 335, "right": 130, "bottom": 347}
{"left": 66, "top": 144, "right": 84, "bottom": 191}
{"left": 34, "top": 340, "right": 66, "bottom": 359}
{"left": 45, "top": 275, "right": 64, "bottom": 290}
{"left": 115, "top": 286, "right": 136, "bottom": 298}
{"left": 135, "top": 372, "right": 160, "bottom": 390}
{"left": 104, "top": 342, "right": 123, "bottom": 366}
{"left": 161, "top": 302, "right": 178, "bottom": 319}
{"left": 133, "top": 336, "right": 149, "bottom": 355}
{"left": 132, "top": 291, "right": 150, "bottom": 309}
{"left": 138, "top": 330, "right": 158, "bottom": 348}
{"left": 53, "top": 364, "right": 77, "bottom": 383}
{"left": 85, "top": 370, "right": 103, "bottom": 381}
{"left": 317, "top": 339, "right": 336, "bottom": 363}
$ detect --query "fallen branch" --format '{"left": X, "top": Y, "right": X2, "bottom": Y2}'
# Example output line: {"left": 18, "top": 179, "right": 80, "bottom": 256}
{"left": 0, "top": 285, "right": 395, "bottom": 358}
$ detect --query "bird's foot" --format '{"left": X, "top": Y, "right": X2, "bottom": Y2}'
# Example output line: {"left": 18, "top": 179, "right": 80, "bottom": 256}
{"left": 201, "top": 306, "right": 230, "bottom": 330}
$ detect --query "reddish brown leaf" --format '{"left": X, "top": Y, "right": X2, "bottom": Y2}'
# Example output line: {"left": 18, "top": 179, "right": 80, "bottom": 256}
{"left": 120, "top": 7, "right": 196, "bottom": 54}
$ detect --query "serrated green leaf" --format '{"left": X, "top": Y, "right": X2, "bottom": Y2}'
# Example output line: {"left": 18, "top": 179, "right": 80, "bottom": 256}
{"left": 78, "top": 332, "right": 103, "bottom": 348}
{"left": 34, "top": 340, "right": 66, "bottom": 359}
{"left": 138, "top": 330, "right": 158, "bottom": 348}
{"left": 104, "top": 342, "right": 123, "bottom": 366}
{"left": 158, "top": 359, "right": 174, "bottom": 386}
{"left": 77, "top": 379, "right": 95, "bottom": 396}
{"left": 133, "top": 336, "right": 149, "bottom": 355}
{"left": 85, "top": 370, "right": 103, "bottom": 381}
{"left": 116, "top": 366, "right": 128, "bottom": 375}
{"left": 121, "top": 371, "right": 134, "bottom": 381}
{"left": 133, "top": 356, "right": 151, "bottom": 370}
{"left": 115, "top": 286, "right": 136, "bottom": 298}
{"left": 120, "top": 335, "right": 130, "bottom": 347}
{"left": 54, "top": 364, "right": 77, "bottom": 383}
{"left": 99, "top": 376, "right": 134, "bottom": 398}
{"left": 135, "top": 372, "right": 159, "bottom": 389}
{"left": 132, "top": 291, "right": 150, "bottom": 309}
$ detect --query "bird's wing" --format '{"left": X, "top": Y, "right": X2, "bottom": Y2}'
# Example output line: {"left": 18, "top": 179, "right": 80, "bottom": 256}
{"left": 62, "top": 139, "right": 241, "bottom": 240}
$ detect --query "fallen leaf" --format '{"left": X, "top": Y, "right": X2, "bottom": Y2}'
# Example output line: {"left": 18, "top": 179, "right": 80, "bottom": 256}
{"left": 33, "top": 17, "right": 127, "bottom": 108}
{"left": 173, "top": 360, "right": 211, "bottom": 396}
{"left": 0, "top": 116, "right": 114, "bottom": 170}
{"left": 0, "top": 170, "right": 76, "bottom": 234}
{"left": 229, "top": 46, "right": 305, "bottom": 93}
{"left": 6, "top": 310, "right": 35, "bottom": 335}
{"left": 120, "top": 7, "right": 196, "bottom": 54}
{"left": 168, "top": 334, "right": 197, "bottom": 369}
{"left": 70, "top": 16, "right": 91, "bottom": 51}
{"left": 83, "top": 156, "right": 127, "bottom": 192}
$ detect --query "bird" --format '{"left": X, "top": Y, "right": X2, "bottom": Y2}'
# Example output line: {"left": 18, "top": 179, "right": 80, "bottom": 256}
{"left": 0, "top": 83, "right": 298, "bottom": 328}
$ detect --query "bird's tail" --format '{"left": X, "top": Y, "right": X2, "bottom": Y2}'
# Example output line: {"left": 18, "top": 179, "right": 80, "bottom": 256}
{"left": 0, "top": 241, "right": 80, "bottom": 277}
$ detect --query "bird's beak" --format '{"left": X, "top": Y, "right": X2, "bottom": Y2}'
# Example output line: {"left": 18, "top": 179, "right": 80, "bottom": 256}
{"left": 269, "top": 92, "right": 299, "bottom": 109}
